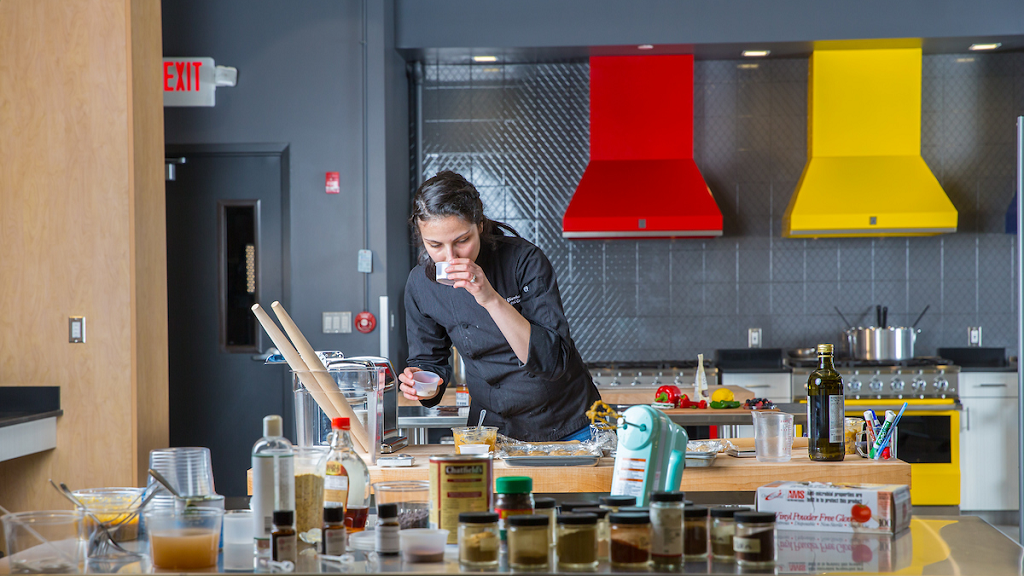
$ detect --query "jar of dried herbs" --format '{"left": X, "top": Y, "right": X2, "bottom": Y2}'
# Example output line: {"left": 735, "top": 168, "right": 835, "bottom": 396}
{"left": 556, "top": 513, "right": 598, "bottom": 570}
{"left": 458, "top": 511, "right": 499, "bottom": 568}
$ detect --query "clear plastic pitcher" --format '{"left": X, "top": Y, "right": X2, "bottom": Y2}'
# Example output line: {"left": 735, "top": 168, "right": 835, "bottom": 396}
{"left": 751, "top": 411, "right": 794, "bottom": 463}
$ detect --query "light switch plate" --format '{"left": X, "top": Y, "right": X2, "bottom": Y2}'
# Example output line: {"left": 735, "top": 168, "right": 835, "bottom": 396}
{"left": 322, "top": 312, "right": 352, "bottom": 334}
{"left": 357, "top": 249, "right": 372, "bottom": 273}
{"left": 968, "top": 326, "right": 982, "bottom": 347}
{"left": 69, "top": 316, "right": 85, "bottom": 343}
{"left": 748, "top": 327, "right": 762, "bottom": 348}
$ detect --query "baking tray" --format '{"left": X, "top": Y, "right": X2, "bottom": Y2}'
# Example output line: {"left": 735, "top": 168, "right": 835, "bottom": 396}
{"left": 685, "top": 451, "right": 718, "bottom": 468}
{"left": 500, "top": 454, "right": 601, "bottom": 467}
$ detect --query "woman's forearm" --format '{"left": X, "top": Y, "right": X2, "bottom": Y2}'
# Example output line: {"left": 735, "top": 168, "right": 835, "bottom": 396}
{"left": 482, "top": 298, "right": 532, "bottom": 364}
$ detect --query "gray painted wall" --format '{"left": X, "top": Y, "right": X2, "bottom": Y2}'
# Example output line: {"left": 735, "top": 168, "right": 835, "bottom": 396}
{"left": 163, "top": 0, "right": 409, "bottom": 365}
{"left": 420, "top": 55, "right": 1024, "bottom": 361}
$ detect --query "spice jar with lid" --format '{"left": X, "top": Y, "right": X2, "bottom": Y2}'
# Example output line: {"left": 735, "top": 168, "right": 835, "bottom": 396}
{"left": 534, "top": 497, "right": 557, "bottom": 547}
{"left": 507, "top": 515, "right": 550, "bottom": 570}
{"left": 609, "top": 512, "right": 650, "bottom": 569}
{"left": 683, "top": 506, "right": 709, "bottom": 560}
{"left": 710, "top": 507, "right": 751, "bottom": 560}
{"left": 734, "top": 511, "right": 776, "bottom": 567}
{"left": 495, "top": 476, "right": 534, "bottom": 542}
{"left": 650, "top": 491, "right": 685, "bottom": 568}
{"left": 458, "top": 511, "right": 500, "bottom": 567}
{"left": 599, "top": 495, "right": 636, "bottom": 513}
{"left": 556, "top": 513, "right": 599, "bottom": 570}
{"left": 574, "top": 508, "right": 610, "bottom": 560}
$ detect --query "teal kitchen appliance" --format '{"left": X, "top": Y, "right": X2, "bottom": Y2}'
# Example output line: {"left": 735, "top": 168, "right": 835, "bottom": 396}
{"left": 610, "top": 405, "right": 689, "bottom": 505}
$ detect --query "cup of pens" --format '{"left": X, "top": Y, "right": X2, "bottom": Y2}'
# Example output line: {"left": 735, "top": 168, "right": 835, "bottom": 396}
{"left": 857, "top": 404, "right": 906, "bottom": 460}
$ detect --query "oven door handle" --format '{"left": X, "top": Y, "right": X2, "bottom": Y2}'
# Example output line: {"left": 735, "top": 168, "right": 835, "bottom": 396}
{"left": 962, "top": 406, "right": 969, "bottom": 431}
{"left": 847, "top": 404, "right": 961, "bottom": 413}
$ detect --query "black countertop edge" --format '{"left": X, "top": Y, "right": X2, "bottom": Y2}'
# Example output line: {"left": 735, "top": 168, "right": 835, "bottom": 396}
{"left": 0, "top": 409, "right": 64, "bottom": 429}
{"left": 717, "top": 367, "right": 792, "bottom": 373}
{"left": 958, "top": 366, "right": 1018, "bottom": 372}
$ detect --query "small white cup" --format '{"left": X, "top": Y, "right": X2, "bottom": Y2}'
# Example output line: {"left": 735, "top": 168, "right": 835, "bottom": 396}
{"left": 412, "top": 371, "right": 441, "bottom": 397}
{"left": 458, "top": 444, "right": 490, "bottom": 455}
{"left": 435, "top": 262, "right": 456, "bottom": 286}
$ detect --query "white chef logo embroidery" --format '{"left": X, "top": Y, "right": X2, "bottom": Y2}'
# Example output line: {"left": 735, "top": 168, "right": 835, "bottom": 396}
{"left": 506, "top": 294, "right": 521, "bottom": 305}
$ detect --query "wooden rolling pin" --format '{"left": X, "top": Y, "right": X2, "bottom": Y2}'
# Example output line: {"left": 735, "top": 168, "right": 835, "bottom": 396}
{"left": 251, "top": 304, "right": 368, "bottom": 453}
{"left": 270, "top": 301, "right": 372, "bottom": 454}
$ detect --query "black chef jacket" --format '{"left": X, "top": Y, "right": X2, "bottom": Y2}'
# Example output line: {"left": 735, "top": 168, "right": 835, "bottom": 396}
{"left": 404, "top": 235, "right": 601, "bottom": 441}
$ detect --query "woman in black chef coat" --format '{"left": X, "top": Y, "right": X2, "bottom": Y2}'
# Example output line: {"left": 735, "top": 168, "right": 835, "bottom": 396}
{"left": 397, "top": 171, "right": 601, "bottom": 442}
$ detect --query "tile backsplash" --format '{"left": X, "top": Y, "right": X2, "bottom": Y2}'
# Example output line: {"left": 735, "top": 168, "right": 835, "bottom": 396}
{"left": 421, "top": 54, "right": 1024, "bottom": 362}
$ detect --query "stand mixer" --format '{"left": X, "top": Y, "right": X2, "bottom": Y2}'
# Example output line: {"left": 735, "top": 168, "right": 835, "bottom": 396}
{"left": 610, "top": 405, "right": 688, "bottom": 505}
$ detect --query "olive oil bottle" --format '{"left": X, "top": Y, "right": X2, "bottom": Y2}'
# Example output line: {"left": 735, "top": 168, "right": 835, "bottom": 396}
{"left": 807, "top": 344, "right": 845, "bottom": 461}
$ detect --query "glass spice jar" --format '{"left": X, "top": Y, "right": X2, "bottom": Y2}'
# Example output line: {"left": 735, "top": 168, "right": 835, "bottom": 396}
{"left": 650, "top": 491, "right": 685, "bottom": 568}
{"left": 458, "top": 511, "right": 500, "bottom": 568}
{"left": 734, "top": 511, "right": 776, "bottom": 568}
{"left": 507, "top": 515, "right": 550, "bottom": 570}
{"left": 683, "top": 505, "right": 709, "bottom": 560}
{"left": 556, "top": 513, "right": 599, "bottom": 571}
{"left": 609, "top": 512, "right": 651, "bottom": 569}
{"left": 534, "top": 497, "right": 557, "bottom": 547}
{"left": 495, "top": 476, "right": 534, "bottom": 542}
{"left": 574, "top": 507, "right": 610, "bottom": 560}
{"left": 599, "top": 495, "right": 636, "bottom": 513}
{"left": 710, "top": 507, "right": 751, "bottom": 560}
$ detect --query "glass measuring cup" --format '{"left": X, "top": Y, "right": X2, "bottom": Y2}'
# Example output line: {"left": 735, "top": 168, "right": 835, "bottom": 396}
{"left": 750, "top": 411, "right": 794, "bottom": 463}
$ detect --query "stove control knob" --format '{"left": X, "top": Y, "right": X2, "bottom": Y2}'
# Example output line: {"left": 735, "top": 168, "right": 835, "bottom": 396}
{"left": 847, "top": 379, "right": 863, "bottom": 392}
{"left": 868, "top": 378, "right": 884, "bottom": 392}
{"left": 610, "top": 372, "right": 621, "bottom": 387}
{"left": 911, "top": 378, "right": 928, "bottom": 392}
{"left": 933, "top": 378, "right": 949, "bottom": 392}
{"left": 890, "top": 378, "right": 905, "bottom": 392}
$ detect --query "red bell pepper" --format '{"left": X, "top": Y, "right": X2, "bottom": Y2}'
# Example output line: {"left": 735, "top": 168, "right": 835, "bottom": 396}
{"left": 654, "top": 385, "right": 683, "bottom": 407}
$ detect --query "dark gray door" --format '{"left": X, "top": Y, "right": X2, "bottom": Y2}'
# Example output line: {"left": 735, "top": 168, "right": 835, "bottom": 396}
{"left": 166, "top": 145, "right": 289, "bottom": 498}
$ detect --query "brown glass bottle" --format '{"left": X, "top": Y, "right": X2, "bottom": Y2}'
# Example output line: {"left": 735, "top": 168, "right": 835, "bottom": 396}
{"left": 807, "top": 344, "right": 845, "bottom": 461}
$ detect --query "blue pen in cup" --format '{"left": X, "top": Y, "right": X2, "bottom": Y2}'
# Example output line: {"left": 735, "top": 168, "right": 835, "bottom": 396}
{"left": 873, "top": 403, "right": 908, "bottom": 460}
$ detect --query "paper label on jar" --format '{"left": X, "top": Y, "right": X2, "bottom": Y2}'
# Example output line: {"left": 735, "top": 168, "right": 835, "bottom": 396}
{"left": 273, "top": 534, "right": 297, "bottom": 562}
{"left": 828, "top": 395, "right": 845, "bottom": 443}
{"left": 734, "top": 536, "right": 761, "bottom": 553}
{"left": 323, "top": 529, "right": 346, "bottom": 556}
{"left": 324, "top": 469, "right": 349, "bottom": 506}
{"left": 651, "top": 507, "right": 683, "bottom": 556}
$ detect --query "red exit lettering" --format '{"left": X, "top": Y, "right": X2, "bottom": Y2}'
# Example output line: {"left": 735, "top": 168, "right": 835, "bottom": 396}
{"left": 164, "top": 61, "right": 204, "bottom": 92}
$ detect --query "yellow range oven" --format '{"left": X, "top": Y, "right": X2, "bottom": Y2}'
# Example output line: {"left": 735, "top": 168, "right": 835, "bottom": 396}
{"left": 791, "top": 360, "right": 962, "bottom": 506}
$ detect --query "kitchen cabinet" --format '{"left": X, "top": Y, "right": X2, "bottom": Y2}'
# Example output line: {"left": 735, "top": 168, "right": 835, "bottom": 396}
{"left": 959, "top": 371, "right": 1019, "bottom": 511}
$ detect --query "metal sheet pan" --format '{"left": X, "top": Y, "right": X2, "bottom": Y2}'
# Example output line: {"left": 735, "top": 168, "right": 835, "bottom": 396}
{"left": 685, "top": 451, "right": 717, "bottom": 468}
{"left": 500, "top": 454, "right": 601, "bottom": 467}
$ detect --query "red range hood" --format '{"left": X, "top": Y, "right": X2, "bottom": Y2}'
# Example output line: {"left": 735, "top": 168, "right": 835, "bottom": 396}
{"left": 562, "top": 55, "right": 722, "bottom": 239}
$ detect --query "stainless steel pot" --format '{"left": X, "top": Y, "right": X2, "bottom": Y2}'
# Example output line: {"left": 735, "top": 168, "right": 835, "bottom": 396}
{"left": 844, "top": 327, "right": 919, "bottom": 361}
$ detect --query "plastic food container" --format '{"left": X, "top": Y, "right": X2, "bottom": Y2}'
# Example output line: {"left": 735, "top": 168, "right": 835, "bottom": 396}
{"left": 144, "top": 508, "right": 223, "bottom": 570}
{"left": 399, "top": 529, "right": 449, "bottom": 563}
{"left": 412, "top": 371, "right": 441, "bottom": 397}
{"left": 72, "top": 487, "right": 145, "bottom": 542}
{"left": 372, "top": 481, "right": 430, "bottom": 529}
{"left": 458, "top": 443, "right": 490, "bottom": 455}
{"left": 452, "top": 426, "right": 498, "bottom": 453}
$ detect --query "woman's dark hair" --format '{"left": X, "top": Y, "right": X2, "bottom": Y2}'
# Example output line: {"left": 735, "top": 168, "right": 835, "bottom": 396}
{"left": 410, "top": 171, "right": 519, "bottom": 267}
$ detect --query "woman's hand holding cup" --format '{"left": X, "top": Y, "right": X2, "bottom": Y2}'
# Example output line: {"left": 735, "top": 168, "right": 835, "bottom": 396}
{"left": 399, "top": 367, "right": 443, "bottom": 401}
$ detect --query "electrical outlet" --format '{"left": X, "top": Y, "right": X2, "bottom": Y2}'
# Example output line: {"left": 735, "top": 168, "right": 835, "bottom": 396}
{"left": 322, "top": 311, "right": 352, "bottom": 334}
{"left": 968, "top": 326, "right": 982, "bottom": 347}
{"left": 69, "top": 316, "right": 85, "bottom": 343}
{"left": 748, "top": 327, "right": 762, "bottom": 348}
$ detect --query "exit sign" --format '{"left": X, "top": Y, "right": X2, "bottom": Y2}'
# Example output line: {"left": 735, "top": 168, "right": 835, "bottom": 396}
{"left": 164, "top": 57, "right": 215, "bottom": 107}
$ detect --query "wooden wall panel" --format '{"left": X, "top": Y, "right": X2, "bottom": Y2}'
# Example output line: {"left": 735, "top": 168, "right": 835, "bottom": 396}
{"left": 0, "top": 0, "right": 166, "bottom": 514}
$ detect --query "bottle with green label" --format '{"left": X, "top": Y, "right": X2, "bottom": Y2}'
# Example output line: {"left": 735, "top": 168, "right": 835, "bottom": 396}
{"left": 807, "top": 344, "right": 845, "bottom": 461}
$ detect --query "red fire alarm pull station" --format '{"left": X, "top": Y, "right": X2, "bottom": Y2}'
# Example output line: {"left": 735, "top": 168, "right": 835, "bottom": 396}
{"left": 326, "top": 172, "right": 340, "bottom": 194}
{"left": 354, "top": 311, "right": 376, "bottom": 334}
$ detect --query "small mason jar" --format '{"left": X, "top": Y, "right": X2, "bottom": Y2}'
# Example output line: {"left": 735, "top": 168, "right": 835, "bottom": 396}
{"left": 556, "top": 513, "right": 599, "bottom": 571}
{"left": 734, "top": 511, "right": 777, "bottom": 568}
{"left": 458, "top": 511, "right": 500, "bottom": 568}
{"left": 507, "top": 515, "right": 550, "bottom": 570}
{"left": 710, "top": 507, "right": 751, "bottom": 561}
{"left": 574, "top": 507, "right": 610, "bottom": 560}
{"left": 609, "top": 512, "right": 651, "bottom": 569}
{"left": 683, "top": 506, "right": 709, "bottom": 560}
{"left": 650, "top": 491, "right": 685, "bottom": 568}
{"left": 599, "top": 495, "right": 636, "bottom": 513}
{"left": 534, "top": 497, "right": 557, "bottom": 547}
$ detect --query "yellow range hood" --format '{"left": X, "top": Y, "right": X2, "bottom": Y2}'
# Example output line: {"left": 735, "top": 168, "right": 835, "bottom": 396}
{"left": 783, "top": 48, "right": 958, "bottom": 238}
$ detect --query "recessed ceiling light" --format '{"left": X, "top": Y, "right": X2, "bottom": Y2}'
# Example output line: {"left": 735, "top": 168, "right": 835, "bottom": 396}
{"left": 969, "top": 43, "right": 1001, "bottom": 51}
{"left": 472, "top": 55, "right": 498, "bottom": 63}
{"left": 638, "top": 44, "right": 654, "bottom": 50}
{"left": 742, "top": 50, "right": 770, "bottom": 57}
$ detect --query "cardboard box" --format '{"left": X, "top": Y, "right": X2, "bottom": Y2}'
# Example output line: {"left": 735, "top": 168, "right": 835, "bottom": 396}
{"left": 756, "top": 481, "right": 911, "bottom": 534}
{"left": 776, "top": 529, "right": 913, "bottom": 573}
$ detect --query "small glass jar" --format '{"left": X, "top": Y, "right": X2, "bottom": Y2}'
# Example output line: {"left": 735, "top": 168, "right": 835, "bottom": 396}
{"left": 507, "top": 515, "right": 550, "bottom": 570}
{"left": 556, "top": 513, "right": 599, "bottom": 571}
{"left": 534, "top": 497, "right": 557, "bottom": 547}
{"left": 609, "top": 512, "right": 651, "bottom": 569}
{"left": 710, "top": 507, "right": 751, "bottom": 560}
{"left": 574, "top": 507, "right": 610, "bottom": 560}
{"left": 734, "top": 512, "right": 776, "bottom": 568}
{"left": 683, "top": 505, "right": 709, "bottom": 560}
{"left": 650, "top": 491, "right": 685, "bottom": 568}
{"left": 599, "top": 495, "right": 636, "bottom": 513}
{"left": 458, "top": 511, "right": 500, "bottom": 568}
{"left": 495, "top": 476, "right": 534, "bottom": 542}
